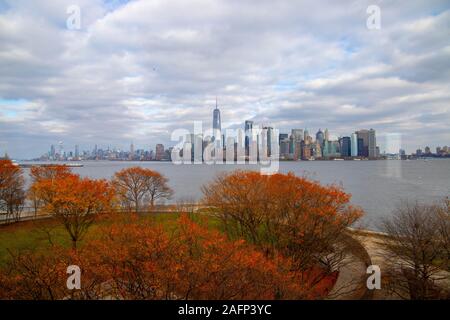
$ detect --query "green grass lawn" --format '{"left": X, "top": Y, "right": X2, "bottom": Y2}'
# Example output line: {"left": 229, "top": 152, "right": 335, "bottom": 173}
{"left": 0, "top": 212, "right": 221, "bottom": 268}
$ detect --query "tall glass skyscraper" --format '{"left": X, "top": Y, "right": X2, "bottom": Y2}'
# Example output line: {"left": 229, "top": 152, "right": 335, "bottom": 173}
{"left": 339, "top": 136, "right": 351, "bottom": 157}
{"left": 212, "top": 98, "right": 221, "bottom": 134}
{"left": 356, "top": 129, "right": 377, "bottom": 158}
{"left": 244, "top": 120, "right": 253, "bottom": 155}
{"left": 212, "top": 98, "right": 222, "bottom": 151}
{"left": 351, "top": 133, "right": 358, "bottom": 157}
{"left": 316, "top": 129, "right": 324, "bottom": 146}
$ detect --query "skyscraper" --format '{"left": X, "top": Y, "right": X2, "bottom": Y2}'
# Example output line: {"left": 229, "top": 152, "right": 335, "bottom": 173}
{"left": 212, "top": 98, "right": 222, "bottom": 150}
{"left": 316, "top": 129, "right": 324, "bottom": 146}
{"left": 244, "top": 120, "right": 253, "bottom": 156}
{"left": 262, "top": 126, "right": 274, "bottom": 157}
{"left": 351, "top": 133, "right": 358, "bottom": 157}
{"left": 368, "top": 129, "right": 377, "bottom": 158}
{"left": 339, "top": 137, "right": 351, "bottom": 157}
{"left": 290, "top": 129, "right": 303, "bottom": 160}
{"left": 50, "top": 144, "right": 55, "bottom": 159}
{"left": 304, "top": 129, "right": 309, "bottom": 142}
{"left": 356, "top": 129, "right": 377, "bottom": 158}
{"left": 212, "top": 98, "right": 221, "bottom": 134}
{"left": 155, "top": 143, "right": 165, "bottom": 161}
{"left": 356, "top": 130, "right": 369, "bottom": 157}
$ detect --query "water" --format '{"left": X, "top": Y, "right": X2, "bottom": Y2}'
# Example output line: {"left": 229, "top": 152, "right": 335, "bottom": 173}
{"left": 19, "top": 159, "right": 450, "bottom": 230}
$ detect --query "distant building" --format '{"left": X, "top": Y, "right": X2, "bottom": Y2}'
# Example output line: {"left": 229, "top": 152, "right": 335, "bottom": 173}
{"left": 212, "top": 98, "right": 221, "bottom": 147}
{"left": 301, "top": 143, "right": 311, "bottom": 160}
{"left": 324, "top": 128, "right": 329, "bottom": 141}
{"left": 244, "top": 120, "right": 253, "bottom": 156}
{"left": 155, "top": 143, "right": 165, "bottom": 161}
{"left": 368, "top": 129, "right": 377, "bottom": 158}
{"left": 323, "top": 140, "right": 340, "bottom": 158}
{"left": 294, "top": 141, "right": 302, "bottom": 160}
{"left": 304, "top": 129, "right": 310, "bottom": 142}
{"left": 339, "top": 136, "right": 351, "bottom": 157}
{"left": 313, "top": 141, "right": 322, "bottom": 158}
{"left": 356, "top": 129, "right": 376, "bottom": 158}
{"left": 262, "top": 126, "right": 274, "bottom": 157}
{"left": 129, "top": 143, "right": 135, "bottom": 160}
{"left": 316, "top": 129, "right": 324, "bottom": 146}
{"left": 291, "top": 129, "right": 303, "bottom": 159}
{"left": 351, "top": 133, "right": 358, "bottom": 157}
{"left": 291, "top": 129, "right": 303, "bottom": 142}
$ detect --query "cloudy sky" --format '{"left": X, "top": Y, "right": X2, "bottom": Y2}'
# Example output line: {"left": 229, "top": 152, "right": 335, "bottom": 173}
{"left": 0, "top": 0, "right": 449, "bottom": 158}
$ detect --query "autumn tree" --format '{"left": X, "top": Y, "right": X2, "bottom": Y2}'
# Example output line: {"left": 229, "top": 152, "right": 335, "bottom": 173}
{"left": 381, "top": 201, "right": 450, "bottom": 299}
{"left": 113, "top": 167, "right": 173, "bottom": 212}
{"left": 28, "top": 165, "right": 74, "bottom": 215}
{"left": 36, "top": 174, "right": 115, "bottom": 249}
{"left": 0, "top": 160, "right": 26, "bottom": 223}
{"left": 201, "top": 171, "right": 363, "bottom": 279}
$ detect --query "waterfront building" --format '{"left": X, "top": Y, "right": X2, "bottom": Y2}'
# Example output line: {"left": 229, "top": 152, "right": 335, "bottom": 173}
{"left": 304, "top": 129, "right": 310, "bottom": 142}
{"left": 155, "top": 143, "right": 165, "bottom": 161}
{"left": 294, "top": 141, "right": 302, "bottom": 160}
{"left": 244, "top": 120, "right": 253, "bottom": 156}
{"left": 316, "top": 129, "right": 324, "bottom": 146}
{"left": 291, "top": 129, "right": 303, "bottom": 159}
{"left": 301, "top": 143, "right": 312, "bottom": 160}
{"left": 323, "top": 140, "right": 341, "bottom": 158}
{"left": 356, "top": 129, "right": 377, "bottom": 158}
{"left": 351, "top": 133, "right": 358, "bottom": 157}
{"left": 313, "top": 141, "right": 322, "bottom": 158}
{"left": 212, "top": 98, "right": 221, "bottom": 145}
{"left": 339, "top": 136, "right": 351, "bottom": 157}
{"left": 262, "top": 126, "right": 274, "bottom": 157}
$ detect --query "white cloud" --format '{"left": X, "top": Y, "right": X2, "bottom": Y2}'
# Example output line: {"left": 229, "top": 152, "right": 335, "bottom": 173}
{"left": 0, "top": 0, "right": 449, "bottom": 158}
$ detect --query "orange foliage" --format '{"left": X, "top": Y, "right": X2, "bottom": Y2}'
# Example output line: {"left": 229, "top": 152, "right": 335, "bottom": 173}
{"left": 0, "top": 215, "right": 337, "bottom": 300}
{"left": 202, "top": 170, "right": 363, "bottom": 272}
{"left": 30, "top": 167, "right": 115, "bottom": 249}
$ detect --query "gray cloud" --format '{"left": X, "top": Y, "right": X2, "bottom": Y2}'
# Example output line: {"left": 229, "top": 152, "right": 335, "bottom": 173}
{"left": 0, "top": 0, "right": 449, "bottom": 158}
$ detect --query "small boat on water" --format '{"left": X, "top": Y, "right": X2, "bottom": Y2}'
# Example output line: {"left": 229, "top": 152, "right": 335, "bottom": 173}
{"left": 19, "top": 163, "right": 84, "bottom": 168}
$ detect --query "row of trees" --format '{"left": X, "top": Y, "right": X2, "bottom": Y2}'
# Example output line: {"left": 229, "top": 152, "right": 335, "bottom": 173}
{"left": 0, "top": 215, "right": 338, "bottom": 300}
{"left": 1, "top": 161, "right": 174, "bottom": 248}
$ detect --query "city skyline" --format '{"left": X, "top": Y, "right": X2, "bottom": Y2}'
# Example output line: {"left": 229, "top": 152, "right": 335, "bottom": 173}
{"left": 28, "top": 104, "right": 449, "bottom": 161}
{"left": 1, "top": 1, "right": 449, "bottom": 158}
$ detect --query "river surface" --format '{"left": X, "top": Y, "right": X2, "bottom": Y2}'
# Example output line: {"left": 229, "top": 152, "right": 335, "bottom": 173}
{"left": 19, "top": 159, "right": 450, "bottom": 230}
